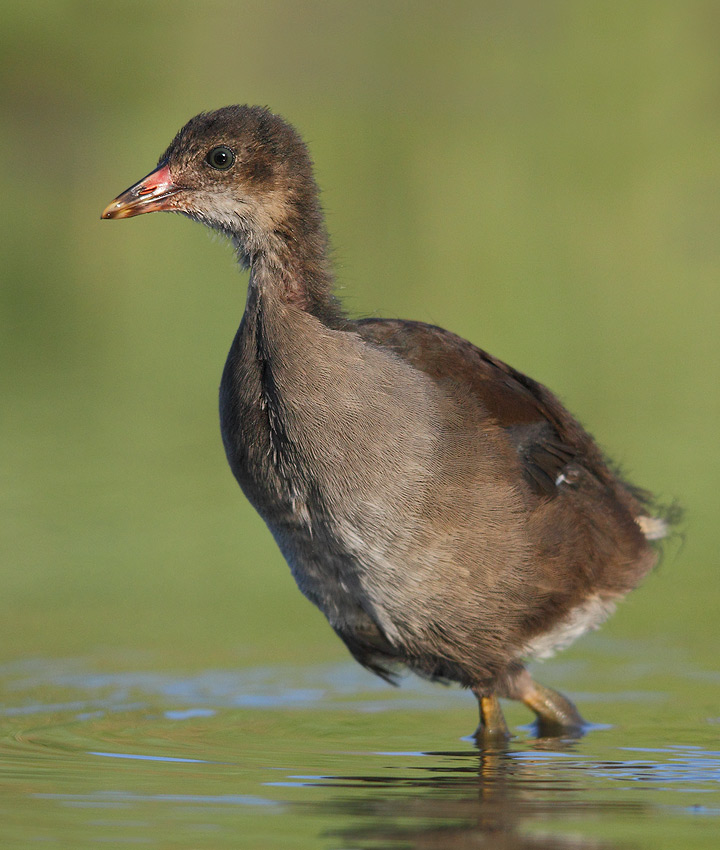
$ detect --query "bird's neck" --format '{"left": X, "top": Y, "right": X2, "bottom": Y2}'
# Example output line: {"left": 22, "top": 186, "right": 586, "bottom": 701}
{"left": 238, "top": 200, "right": 347, "bottom": 329}
{"left": 249, "top": 251, "right": 341, "bottom": 327}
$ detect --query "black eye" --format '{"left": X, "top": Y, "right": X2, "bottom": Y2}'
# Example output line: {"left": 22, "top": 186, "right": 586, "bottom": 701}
{"left": 205, "top": 146, "right": 235, "bottom": 170}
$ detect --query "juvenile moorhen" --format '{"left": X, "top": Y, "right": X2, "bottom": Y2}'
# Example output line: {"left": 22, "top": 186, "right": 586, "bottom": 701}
{"left": 103, "top": 106, "right": 667, "bottom": 739}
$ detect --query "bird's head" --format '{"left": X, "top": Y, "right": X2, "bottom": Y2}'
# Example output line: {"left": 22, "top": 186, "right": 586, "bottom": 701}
{"left": 102, "top": 105, "right": 322, "bottom": 265}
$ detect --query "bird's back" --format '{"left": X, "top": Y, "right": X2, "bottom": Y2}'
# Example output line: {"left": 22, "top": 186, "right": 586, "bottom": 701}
{"left": 352, "top": 317, "right": 660, "bottom": 654}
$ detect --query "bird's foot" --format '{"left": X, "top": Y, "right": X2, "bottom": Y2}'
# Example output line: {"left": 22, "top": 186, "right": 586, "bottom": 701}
{"left": 521, "top": 679, "right": 587, "bottom": 738}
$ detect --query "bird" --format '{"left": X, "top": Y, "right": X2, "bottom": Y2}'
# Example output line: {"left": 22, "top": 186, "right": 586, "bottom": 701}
{"left": 102, "top": 105, "right": 668, "bottom": 740}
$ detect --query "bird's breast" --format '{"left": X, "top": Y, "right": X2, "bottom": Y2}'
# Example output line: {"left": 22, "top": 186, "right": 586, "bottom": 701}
{"left": 218, "top": 302, "right": 448, "bottom": 632}
{"left": 218, "top": 296, "right": 535, "bottom": 653}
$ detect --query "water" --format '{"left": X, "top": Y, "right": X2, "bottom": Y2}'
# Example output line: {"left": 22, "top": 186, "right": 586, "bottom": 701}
{"left": 1, "top": 645, "right": 717, "bottom": 849}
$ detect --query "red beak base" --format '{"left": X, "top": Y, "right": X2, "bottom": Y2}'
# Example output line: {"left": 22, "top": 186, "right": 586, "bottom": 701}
{"left": 102, "top": 163, "right": 182, "bottom": 220}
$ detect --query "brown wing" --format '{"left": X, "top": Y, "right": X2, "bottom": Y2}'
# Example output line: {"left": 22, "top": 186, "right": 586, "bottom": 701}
{"left": 353, "top": 318, "right": 622, "bottom": 501}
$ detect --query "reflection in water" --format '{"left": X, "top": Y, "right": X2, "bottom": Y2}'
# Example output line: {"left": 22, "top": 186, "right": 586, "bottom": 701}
{"left": 301, "top": 744, "right": 644, "bottom": 849}
{"left": 1, "top": 656, "right": 718, "bottom": 848}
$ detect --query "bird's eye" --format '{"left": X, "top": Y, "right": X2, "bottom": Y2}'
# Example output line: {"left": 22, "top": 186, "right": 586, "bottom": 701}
{"left": 205, "top": 146, "right": 235, "bottom": 170}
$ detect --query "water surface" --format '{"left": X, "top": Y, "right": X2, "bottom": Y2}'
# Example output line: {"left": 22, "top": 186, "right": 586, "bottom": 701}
{"left": 1, "top": 643, "right": 717, "bottom": 849}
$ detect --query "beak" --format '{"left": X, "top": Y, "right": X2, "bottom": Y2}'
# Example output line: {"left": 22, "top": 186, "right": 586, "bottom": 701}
{"left": 101, "top": 162, "right": 183, "bottom": 220}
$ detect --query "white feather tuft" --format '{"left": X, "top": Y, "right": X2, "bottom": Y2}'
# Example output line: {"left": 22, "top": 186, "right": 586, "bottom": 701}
{"left": 636, "top": 515, "right": 669, "bottom": 541}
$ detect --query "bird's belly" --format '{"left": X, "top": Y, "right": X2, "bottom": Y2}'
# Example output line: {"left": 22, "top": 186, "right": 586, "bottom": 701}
{"left": 263, "top": 499, "right": 404, "bottom": 641}
{"left": 220, "top": 408, "right": 398, "bottom": 638}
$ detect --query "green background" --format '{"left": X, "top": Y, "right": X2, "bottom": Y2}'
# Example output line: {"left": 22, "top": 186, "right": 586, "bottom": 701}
{"left": 2, "top": 0, "right": 717, "bottom": 677}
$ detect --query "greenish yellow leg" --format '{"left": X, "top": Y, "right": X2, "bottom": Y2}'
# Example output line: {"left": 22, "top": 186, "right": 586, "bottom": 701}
{"left": 472, "top": 692, "right": 511, "bottom": 741}
{"left": 521, "top": 680, "right": 586, "bottom": 734}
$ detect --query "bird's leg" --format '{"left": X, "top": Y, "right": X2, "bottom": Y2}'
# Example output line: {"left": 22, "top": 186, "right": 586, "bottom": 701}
{"left": 522, "top": 680, "right": 586, "bottom": 734}
{"left": 504, "top": 668, "right": 586, "bottom": 736}
{"left": 471, "top": 688, "right": 510, "bottom": 742}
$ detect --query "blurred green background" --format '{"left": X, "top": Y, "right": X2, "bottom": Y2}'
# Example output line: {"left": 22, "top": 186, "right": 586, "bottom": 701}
{"left": 1, "top": 1, "right": 717, "bottom": 675}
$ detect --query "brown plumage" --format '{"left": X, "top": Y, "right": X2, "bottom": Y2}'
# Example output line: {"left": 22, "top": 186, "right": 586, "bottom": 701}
{"left": 102, "top": 105, "right": 667, "bottom": 739}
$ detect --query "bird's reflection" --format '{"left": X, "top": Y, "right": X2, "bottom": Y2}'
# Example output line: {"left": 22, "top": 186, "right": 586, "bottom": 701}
{"left": 297, "top": 738, "right": 648, "bottom": 849}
